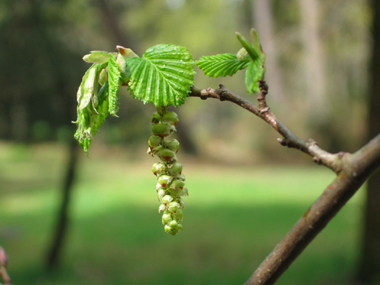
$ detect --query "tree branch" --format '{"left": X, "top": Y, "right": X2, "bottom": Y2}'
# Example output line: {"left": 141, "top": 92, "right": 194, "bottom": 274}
{"left": 189, "top": 84, "right": 380, "bottom": 284}
{"left": 245, "top": 133, "right": 380, "bottom": 285}
{"left": 189, "top": 84, "right": 344, "bottom": 173}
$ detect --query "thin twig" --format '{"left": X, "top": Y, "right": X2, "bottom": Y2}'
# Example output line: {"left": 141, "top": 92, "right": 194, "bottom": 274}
{"left": 244, "top": 133, "right": 380, "bottom": 285}
{"left": 189, "top": 85, "right": 344, "bottom": 173}
{"left": 189, "top": 84, "right": 380, "bottom": 284}
{"left": 0, "top": 247, "right": 12, "bottom": 285}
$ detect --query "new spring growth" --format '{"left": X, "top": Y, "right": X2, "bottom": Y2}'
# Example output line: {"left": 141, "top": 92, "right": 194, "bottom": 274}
{"left": 148, "top": 107, "right": 188, "bottom": 236}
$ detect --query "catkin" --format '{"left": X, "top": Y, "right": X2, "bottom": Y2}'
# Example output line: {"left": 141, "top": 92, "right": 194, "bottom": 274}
{"left": 148, "top": 107, "right": 188, "bottom": 235}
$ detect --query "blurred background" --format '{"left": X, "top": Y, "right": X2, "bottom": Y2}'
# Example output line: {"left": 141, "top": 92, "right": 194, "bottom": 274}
{"left": 0, "top": 0, "right": 378, "bottom": 284}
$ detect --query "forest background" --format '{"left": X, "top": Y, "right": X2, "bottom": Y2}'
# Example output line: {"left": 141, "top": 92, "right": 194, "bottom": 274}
{"left": 0, "top": 0, "right": 376, "bottom": 284}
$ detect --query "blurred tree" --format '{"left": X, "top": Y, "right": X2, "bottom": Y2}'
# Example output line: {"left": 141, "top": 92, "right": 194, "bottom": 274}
{"left": 357, "top": 0, "right": 380, "bottom": 283}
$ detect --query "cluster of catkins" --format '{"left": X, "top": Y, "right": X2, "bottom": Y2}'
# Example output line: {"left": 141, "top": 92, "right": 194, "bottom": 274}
{"left": 148, "top": 107, "right": 188, "bottom": 236}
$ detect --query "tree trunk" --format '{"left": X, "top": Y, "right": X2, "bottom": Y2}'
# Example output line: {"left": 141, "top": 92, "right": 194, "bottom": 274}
{"left": 46, "top": 140, "right": 78, "bottom": 271}
{"left": 356, "top": 0, "right": 380, "bottom": 283}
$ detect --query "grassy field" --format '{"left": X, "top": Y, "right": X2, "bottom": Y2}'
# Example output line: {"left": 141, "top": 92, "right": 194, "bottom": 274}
{"left": 0, "top": 143, "right": 365, "bottom": 284}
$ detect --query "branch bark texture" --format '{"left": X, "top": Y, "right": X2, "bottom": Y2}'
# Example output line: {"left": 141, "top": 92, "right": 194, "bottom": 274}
{"left": 189, "top": 84, "right": 380, "bottom": 284}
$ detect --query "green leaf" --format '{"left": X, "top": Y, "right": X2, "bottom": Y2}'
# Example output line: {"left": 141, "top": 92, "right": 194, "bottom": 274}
{"left": 245, "top": 60, "right": 264, "bottom": 94}
{"left": 82, "top": 51, "right": 111, "bottom": 64}
{"left": 74, "top": 82, "right": 110, "bottom": 155}
{"left": 126, "top": 44, "right": 195, "bottom": 107}
{"left": 236, "top": 32, "right": 260, "bottom": 61}
{"left": 108, "top": 55, "right": 121, "bottom": 116}
{"left": 196, "top": 53, "right": 250, "bottom": 77}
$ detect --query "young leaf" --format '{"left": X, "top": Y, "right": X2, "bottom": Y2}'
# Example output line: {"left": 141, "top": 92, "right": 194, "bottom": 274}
{"left": 245, "top": 60, "right": 264, "bottom": 94}
{"left": 126, "top": 44, "right": 195, "bottom": 107}
{"left": 108, "top": 55, "right": 121, "bottom": 116}
{"left": 74, "top": 82, "right": 110, "bottom": 155}
{"left": 196, "top": 53, "right": 250, "bottom": 77}
{"left": 83, "top": 51, "right": 111, "bottom": 64}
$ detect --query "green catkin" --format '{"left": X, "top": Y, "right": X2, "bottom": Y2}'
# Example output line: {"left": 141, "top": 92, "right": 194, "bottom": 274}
{"left": 148, "top": 106, "right": 187, "bottom": 236}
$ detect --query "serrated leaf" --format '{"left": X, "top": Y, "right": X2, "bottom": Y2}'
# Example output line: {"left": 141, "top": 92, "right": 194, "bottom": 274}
{"left": 245, "top": 60, "right": 264, "bottom": 94}
{"left": 196, "top": 53, "right": 250, "bottom": 77}
{"left": 108, "top": 55, "right": 121, "bottom": 116}
{"left": 126, "top": 44, "right": 195, "bottom": 107}
{"left": 77, "top": 63, "right": 107, "bottom": 109}
{"left": 74, "top": 82, "right": 110, "bottom": 155}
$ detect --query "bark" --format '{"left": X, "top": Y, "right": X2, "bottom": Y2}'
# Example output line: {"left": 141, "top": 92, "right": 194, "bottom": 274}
{"left": 46, "top": 140, "right": 78, "bottom": 270}
{"left": 356, "top": 0, "right": 380, "bottom": 283}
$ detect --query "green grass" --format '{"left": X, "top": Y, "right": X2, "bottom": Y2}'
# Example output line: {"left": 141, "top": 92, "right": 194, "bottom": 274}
{"left": 0, "top": 143, "right": 364, "bottom": 284}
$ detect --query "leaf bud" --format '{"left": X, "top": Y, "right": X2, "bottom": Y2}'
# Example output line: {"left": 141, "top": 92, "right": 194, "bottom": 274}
{"left": 152, "top": 162, "right": 166, "bottom": 176}
{"left": 164, "top": 139, "right": 180, "bottom": 152}
{"left": 168, "top": 201, "right": 181, "bottom": 213}
{"left": 169, "top": 220, "right": 178, "bottom": 228}
{"left": 150, "top": 112, "right": 162, "bottom": 124}
{"left": 157, "top": 148, "right": 176, "bottom": 163}
{"left": 161, "top": 195, "right": 173, "bottom": 205}
{"left": 158, "top": 175, "right": 172, "bottom": 188}
{"left": 162, "top": 211, "right": 172, "bottom": 225}
{"left": 173, "top": 209, "right": 183, "bottom": 221}
{"left": 148, "top": 135, "right": 162, "bottom": 149}
{"left": 169, "top": 179, "right": 185, "bottom": 191}
{"left": 178, "top": 187, "right": 189, "bottom": 197}
{"left": 167, "top": 162, "right": 183, "bottom": 176}
{"left": 163, "top": 111, "right": 179, "bottom": 126}
{"left": 157, "top": 189, "right": 166, "bottom": 201}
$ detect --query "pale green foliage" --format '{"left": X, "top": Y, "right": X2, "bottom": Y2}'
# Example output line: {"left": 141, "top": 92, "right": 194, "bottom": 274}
{"left": 195, "top": 53, "right": 250, "bottom": 77}
{"left": 107, "top": 55, "right": 121, "bottom": 117}
{"left": 75, "top": 44, "right": 195, "bottom": 155}
{"left": 127, "top": 44, "right": 195, "bottom": 107}
{"left": 197, "top": 29, "right": 266, "bottom": 94}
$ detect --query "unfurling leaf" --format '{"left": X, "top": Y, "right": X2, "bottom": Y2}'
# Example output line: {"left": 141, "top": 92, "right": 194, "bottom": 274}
{"left": 245, "top": 60, "right": 264, "bottom": 94}
{"left": 108, "top": 55, "right": 121, "bottom": 116}
{"left": 126, "top": 44, "right": 195, "bottom": 107}
{"left": 196, "top": 53, "right": 250, "bottom": 77}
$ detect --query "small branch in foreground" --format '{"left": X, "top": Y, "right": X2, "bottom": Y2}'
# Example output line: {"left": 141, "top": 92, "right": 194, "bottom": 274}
{"left": 244, "top": 133, "right": 380, "bottom": 285}
{"left": 0, "top": 247, "right": 12, "bottom": 285}
{"left": 189, "top": 85, "right": 344, "bottom": 173}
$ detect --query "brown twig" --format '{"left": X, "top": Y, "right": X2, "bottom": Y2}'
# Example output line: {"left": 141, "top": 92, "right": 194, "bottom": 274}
{"left": 0, "top": 247, "right": 12, "bottom": 285}
{"left": 189, "top": 84, "right": 345, "bottom": 173}
{"left": 245, "top": 133, "right": 380, "bottom": 285}
{"left": 189, "top": 84, "right": 380, "bottom": 284}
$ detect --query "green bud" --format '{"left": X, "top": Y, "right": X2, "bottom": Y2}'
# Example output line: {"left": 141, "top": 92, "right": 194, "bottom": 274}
{"left": 99, "top": 69, "right": 107, "bottom": 85}
{"left": 169, "top": 220, "right": 178, "bottom": 228}
{"left": 237, "top": 47, "right": 248, "bottom": 60}
{"left": 148, "top": 135, "right": 162, "bottom": 149}
{"left": 157, "top": 148, "right": 176, "bottom": 163}
{"left": 152, "top": 162, "right": 166, "bottom": 176}
{"left": 173, "top": 209, "right": 183, "bottom": 221}
{"left": 152, "top": 123, "right": 171, "bottom": 137}
{"left": 176, "top": 223, "right": 183, "bottom": 231}
{"left": 170, "top": 179, "right": 185, "bottom": 191}
{"left": 163, "top": 111, "right": 179, "bottom": 125}
{"left": 168, "top": 201, "right": 181, "bottom": 213}
{"left": 164, "top": 139, "right": 180, "bottom": 153}
{"left": 157, "top": 189, "right": 166, "bottom": 201}
{"left": 164, "top": 225, "right": 172, "bottom": 234}
{"left": 150, "top": 112, "right": 162, "bottom": 124}
{"left": 178, "top": 187, "right": 189, "bottom": 197}
{"left": 158, "top": 175, "right": 172, "bottom": 188}
{"left": 162, "top": 211, "right": 172, "bottom": 225}
{"left": 161, "top": 195, "right": 173, "bottom": 205}
{"left": 167, "top": 162, "right": 183, "bottom": 176}
{"left": 158, "top": 204, "right": 166, "bottom": 213}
